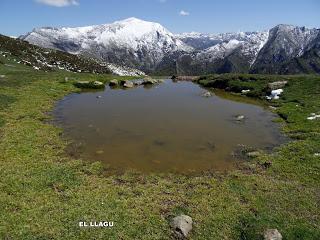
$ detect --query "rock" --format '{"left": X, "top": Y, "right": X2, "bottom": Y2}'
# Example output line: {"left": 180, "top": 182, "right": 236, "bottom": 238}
{"left": 96, "top": 95, "right": 102, "bottom": 99}
{"left": 74, "top": 80, "right": 105, "bottom": 89}
{"left": 264, "top": 229, "right": 282, "bottom": 240}
{"left": 143, "top": 78, "right": 157, "bottom": 85}
{"left": 171, "top": 215, "right": 193, "bottom": 239}
{"left": 74, "top": 81, "right": 90, "bottom": 88}
{"left": 235, "top": 115, "right": 245, "bottom": 121}
{"left": 123, "top": 81, "right": 134, "bottom": 88}
{"left": 109, "top": 79, "right": 119, "bottom": 86}
{"left": 0, "top": 74, "right": 6, "bottom": 78}
{"left": 246, "top": 151, "right": 261, "bottom": 158}
{"left": 96, "top": 150, "right": 104, "bottom": 154}
{"left": 92, "top": 81, "right": 104, "bottom": 88}
{"left": 133, "top": 79, "right": 144, "bottom": 85}
{"left": 267, "top": 81, "right": 287, "bottom": 91}
{"left": 202, "top": 91, "right": 212, "bottom": 97}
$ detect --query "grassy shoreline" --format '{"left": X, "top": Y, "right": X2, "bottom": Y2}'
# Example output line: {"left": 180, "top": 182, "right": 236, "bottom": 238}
{"left": 0, "top": 62, "right": 319, "bottom": 239}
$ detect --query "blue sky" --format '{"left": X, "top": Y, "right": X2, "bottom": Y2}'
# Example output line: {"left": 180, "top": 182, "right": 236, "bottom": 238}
{"left": 0, "top": 0, "right": 319, "bottom": 36}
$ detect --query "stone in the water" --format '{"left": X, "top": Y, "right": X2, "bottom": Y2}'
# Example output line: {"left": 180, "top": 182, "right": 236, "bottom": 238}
{"left": 267, "top": 81, "right": 287, "bottom": 91}
{"left": 92, "top": 81, "right": 104, "bottom": 88}
{"left": 202, "top": 91, "right": 211, "bottom": 97}
{"left": 0, "top": 75, "right": 5, "bottom": 78}
{"left": 264, "top": 229, "right": 282, "bottom": 240}
{"left": 171, "top": 215, "right": 193, "bottom": 239}
{"left": 153, "top": 140, "right": 165, "bottom": 146}
{"left": 109, "top": 79, "right": 118, "bottom": 86}
{"left": 143, "top": 77, "right": 157, "bottom": 85}
{"left": 133, "top": 79, "right": 144, "bottom": 85}
{"left": 235, "top": 115, "right": 245, "bottom": 121}
{"left": 96, "top": 95, "right": 102, "bottom": 99}
{"left": 123, "top": 81, "right": 134, "bottom": 88}
{"left": 96, "top": 150, "right": 104, "bottom": 154}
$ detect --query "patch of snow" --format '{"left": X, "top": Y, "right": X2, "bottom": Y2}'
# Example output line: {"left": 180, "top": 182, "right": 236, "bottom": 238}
{"left": 106, "top": 63, "right": 146, "bottom": 76}
{"left": 241, "top": 89, "right": 251, "bottom": 93}
{"left": 266, "top": 89, "right": 283, "bottom": 100}
{"left": 307, "top": 113, "right": 320, "bottom": 120}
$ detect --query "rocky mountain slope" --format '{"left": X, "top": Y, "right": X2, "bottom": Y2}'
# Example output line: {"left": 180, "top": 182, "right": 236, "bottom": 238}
{"left": 0, "top": 35, "right": 145, "bottom": 76}
{"left": 251, "top": 24, "right": 320, "bottom": 74}
{"left": 20, "top": 18, "right": 320, "bottom": 75}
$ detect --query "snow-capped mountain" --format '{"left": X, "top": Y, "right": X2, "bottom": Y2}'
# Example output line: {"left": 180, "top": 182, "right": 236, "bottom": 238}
{"left": 20, "top": 19, "right": 320, "bottom": 75}
{"left": 21, "top": 17, "right": 192, "bottom": 74}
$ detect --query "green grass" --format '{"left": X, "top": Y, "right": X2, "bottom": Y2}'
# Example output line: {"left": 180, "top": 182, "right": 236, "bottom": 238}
{"left": 0, "top": 62, "right": 319, "bottom": 239}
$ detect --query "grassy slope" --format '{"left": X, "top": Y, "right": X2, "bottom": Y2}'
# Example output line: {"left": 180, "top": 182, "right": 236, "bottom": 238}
{"left": 0, "top": 59, "right": 319, "bottom": 239}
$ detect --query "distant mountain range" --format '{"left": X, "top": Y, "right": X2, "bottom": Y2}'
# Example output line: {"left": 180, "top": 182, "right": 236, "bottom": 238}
{"left": 20, "top": 18, "right": 320, "bottom": 75}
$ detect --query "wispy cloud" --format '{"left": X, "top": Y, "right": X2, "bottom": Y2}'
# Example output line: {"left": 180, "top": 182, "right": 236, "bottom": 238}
{"left": 35, "top": 0, "right": 79, "bottom": 7}
{"left": 179, "top": 10, "right": 190, "bottom": 16}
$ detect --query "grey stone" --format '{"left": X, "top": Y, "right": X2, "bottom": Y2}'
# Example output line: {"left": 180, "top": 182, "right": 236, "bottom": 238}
{"left": 92, "top": 81, "right": 104, "bottom": 87}
{"left": 264, "top": 229, "right": 282, "bottom": 240}
{"left": 171, "top": 215, "right": 193, "bottom": 239}
{"left": 235, "top": 115, "right": 245, "bottom": 121}
{"left": 109, "top": 79, "right": 119, "bottom": 86}
{"left": 202, "top": 91, "right": 212, "bottom": 97}
{"left": 267, "top": 81, "right": 288, "bottom": 90}
{"left": 143, "top": 78, "right": 157, "bottom": 85}
{"left": 133, "top": 79, "right": 144, "bottom": 85}
{"left": 123, "top": 81, "right": 134, "bottom": 88}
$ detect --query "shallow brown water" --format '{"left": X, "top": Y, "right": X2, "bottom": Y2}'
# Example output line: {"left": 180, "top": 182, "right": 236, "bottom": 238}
{"left": 54, "top": 79, "right": 285, "bottom": 173}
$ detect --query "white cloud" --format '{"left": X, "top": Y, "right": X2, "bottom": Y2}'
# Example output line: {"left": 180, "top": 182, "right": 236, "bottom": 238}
{"left": 35, "top": 0, "right": 79, "bottom": 7}
{"left": 179, "top": 10, "right": 190, "bottom": 16}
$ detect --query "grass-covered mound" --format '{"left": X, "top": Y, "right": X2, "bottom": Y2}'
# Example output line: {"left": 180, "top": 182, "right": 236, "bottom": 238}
{"left": 0, "top": 57, "right": 319, "bottom": 239}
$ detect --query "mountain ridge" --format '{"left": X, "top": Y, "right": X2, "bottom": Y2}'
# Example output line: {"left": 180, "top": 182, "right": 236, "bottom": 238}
{"left": 20, "top": 18, "right": 320, "bottom": 75}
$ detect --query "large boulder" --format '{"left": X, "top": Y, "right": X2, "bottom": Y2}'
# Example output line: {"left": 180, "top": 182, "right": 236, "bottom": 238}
{"left": 123, "top": 81, "right": 134, "bottom": 88}
{"left": 109, "top": 79, "right": 119, "bottom": 86}
{"left": 74, "top": 80, "right": 105, "bottom": 89}
{"left": 132, "top": 79, "right": 144, "bottom": 85}
{"left": 143, "top": 77, "right": 157, "bottom": 85}
{"left": 264, "top": 229, "right": 282, "bottom": 240}
{"left": 171, "top": 215, "right": 193, "bottom": 239}
{"left": 267, "top": 81, "right": 288, "bottom": 91}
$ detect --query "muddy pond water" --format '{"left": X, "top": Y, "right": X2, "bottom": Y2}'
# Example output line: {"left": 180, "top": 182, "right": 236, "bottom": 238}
{"left": 53, "top": 79, "right": 285, "bottom": 173}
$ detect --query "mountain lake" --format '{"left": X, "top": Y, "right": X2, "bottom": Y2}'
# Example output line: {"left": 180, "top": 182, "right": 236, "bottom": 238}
{"left": 53, "top": 79, "right": 286, "bottom": 174}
